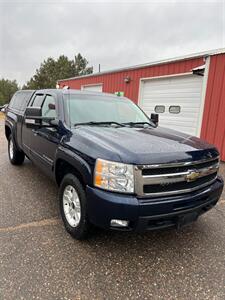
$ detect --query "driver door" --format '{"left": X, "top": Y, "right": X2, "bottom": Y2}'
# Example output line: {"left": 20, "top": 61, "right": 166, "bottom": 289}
{"left": 31, "top": 93, "right": 61, "bottom": 177}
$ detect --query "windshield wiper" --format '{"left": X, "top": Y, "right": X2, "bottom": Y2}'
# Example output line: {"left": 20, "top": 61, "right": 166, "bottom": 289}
{"left": 74, "top": 121, "right": 126, "bottom": 127}
{"left": 122, "top": 122, "right": 154, "bottom": 127}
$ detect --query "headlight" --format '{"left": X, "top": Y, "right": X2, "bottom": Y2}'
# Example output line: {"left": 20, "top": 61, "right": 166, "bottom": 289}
{"left": 94, "top": 158, "right": 134, "bottom": 193}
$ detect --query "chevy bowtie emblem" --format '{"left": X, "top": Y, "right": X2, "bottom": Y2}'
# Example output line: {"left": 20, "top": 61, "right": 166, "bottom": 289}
{"left": 186, "top": 170, "right": 200, "bottom": 182}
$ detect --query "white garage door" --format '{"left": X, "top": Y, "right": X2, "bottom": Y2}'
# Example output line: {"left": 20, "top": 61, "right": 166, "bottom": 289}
{"left": 82, "top": 84, "right": 103, "bottom": 92}
{"left": 139, "top": 74, "right": 204, "bottom": 136}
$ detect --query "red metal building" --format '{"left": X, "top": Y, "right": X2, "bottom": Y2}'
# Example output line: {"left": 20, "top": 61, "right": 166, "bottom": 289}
{"left": 58, "top": 49, "right": 225, "bottom": 161}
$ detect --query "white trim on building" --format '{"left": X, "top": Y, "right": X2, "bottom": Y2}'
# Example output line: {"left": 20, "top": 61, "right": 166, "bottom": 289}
{"left": 81, "top": 83, "right": 103, "bottom": 92}
{"left": 138, "top": 73, "right": 205, "bottom": 136}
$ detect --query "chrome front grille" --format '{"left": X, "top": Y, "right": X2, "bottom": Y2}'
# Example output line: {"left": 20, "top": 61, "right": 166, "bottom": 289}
{"left": 134, "top": 157, "right": 219, "bottom": 197}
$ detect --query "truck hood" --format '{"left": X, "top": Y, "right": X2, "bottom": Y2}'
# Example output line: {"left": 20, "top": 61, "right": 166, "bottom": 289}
{"left": 69, "top": 126, "right": 218, "bottom": 165}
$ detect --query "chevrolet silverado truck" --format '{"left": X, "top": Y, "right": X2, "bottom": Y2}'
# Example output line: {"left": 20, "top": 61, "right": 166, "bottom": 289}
{"left": 2, "top": 89, "right": 224, "bottom": 239}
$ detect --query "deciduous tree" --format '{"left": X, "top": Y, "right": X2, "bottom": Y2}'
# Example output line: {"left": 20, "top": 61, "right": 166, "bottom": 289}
{"left": 24, "top": 54, "right": 93, "bottom": 89}
{"left": 0, "top": 79, "right": 19, "bottom": 105}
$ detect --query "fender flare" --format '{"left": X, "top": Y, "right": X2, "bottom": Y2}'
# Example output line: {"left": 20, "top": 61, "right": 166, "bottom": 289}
{"left": 55, "top": 146, "right": 93, "bottom": 186}
{"left": 5, "top": 112, "right": 21, "bottom": 151}
{"left": 5, "top": 120, "right": 19, "bottom": 148}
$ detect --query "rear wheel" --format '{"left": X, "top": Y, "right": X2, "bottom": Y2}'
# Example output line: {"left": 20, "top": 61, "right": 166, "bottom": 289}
{"left": 8, "top": 135, "right": 25, "bottom": 165}
{"left": 59, "top": 174, "right": 91, "bottom": 240}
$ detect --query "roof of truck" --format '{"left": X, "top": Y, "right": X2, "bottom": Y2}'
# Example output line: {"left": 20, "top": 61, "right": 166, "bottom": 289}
{"left": 35, "top": 88, "right": 123, "bottom": 99}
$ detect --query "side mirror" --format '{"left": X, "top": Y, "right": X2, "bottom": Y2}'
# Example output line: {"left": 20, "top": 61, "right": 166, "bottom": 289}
{"left": 150, "top": 113, "right": 159, "bottom": 126}
{"left": 25, "top": 107, "right": 42, "bottom": 127}
{"left": 48, "top": 103, "right": 56, "bottom": 110}
{"left": 25, "top": 106, "right": 58, "bottom": 128}
{"left": 0, "top": 104, "right": 8, "bottom": 113}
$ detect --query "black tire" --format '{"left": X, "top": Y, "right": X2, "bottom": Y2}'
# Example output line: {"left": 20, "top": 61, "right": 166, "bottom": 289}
{"left": 8, "top": 135, "right": 25, "bottom": 165}
{"left": 59, "top": 173, "right": 91, "bottom": 240}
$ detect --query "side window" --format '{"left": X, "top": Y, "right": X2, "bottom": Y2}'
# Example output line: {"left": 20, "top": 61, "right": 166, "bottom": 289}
{"left": 8, "top": 94, "right": 17, "bottom": 109}
{"left": 9, "top": 92, "right": 23, "bottom": 111}
{"left": 20, "top": 91, "right": 34, "bottom": 112}
{"left": 32, "top": 94, "right": 44, "bottom": 107}
{"left": 42, "top": 95, "right": 56, "bottom": 118}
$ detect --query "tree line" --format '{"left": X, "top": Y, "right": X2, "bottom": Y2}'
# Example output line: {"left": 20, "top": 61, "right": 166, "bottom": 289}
{"left": 0, "top": 53, "right": 93, "bottom": 105}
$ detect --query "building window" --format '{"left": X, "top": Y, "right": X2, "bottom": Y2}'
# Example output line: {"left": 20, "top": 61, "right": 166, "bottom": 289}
{"left": 154, "top": 105, "right": 165, "bottom": 113}
{"left": 169, "top": 106, "right": 181, "bottom": 114}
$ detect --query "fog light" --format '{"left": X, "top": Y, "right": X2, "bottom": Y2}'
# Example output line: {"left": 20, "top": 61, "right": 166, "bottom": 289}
{"left": 110, "top": 219, "right": 129, "bottom": 227}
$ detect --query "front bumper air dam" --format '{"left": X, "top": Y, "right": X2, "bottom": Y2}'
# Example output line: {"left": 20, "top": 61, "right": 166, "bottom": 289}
{"left": 86, "top": 177, "right": 224, "bottom": 232}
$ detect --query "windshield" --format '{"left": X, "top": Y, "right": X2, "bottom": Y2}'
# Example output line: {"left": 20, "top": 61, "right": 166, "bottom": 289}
{"left": 63, "top": 94, "right": 151, "bottom": 126}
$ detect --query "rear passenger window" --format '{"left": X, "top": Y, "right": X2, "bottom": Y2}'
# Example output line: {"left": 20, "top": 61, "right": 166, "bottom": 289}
{"left": 9, "top": 91, "right": 33, "bottom": 113}
{"left": 20, "top": 91, "right": 34, "bottom": 112}
{"left": 32, "top": 94, "right": 44, "bottom": 107}
{"left": 9, "top": 93, "right": 21, "bottom": 110}
{"left": 8, "top": 94, "right": 17, "bottom": 109}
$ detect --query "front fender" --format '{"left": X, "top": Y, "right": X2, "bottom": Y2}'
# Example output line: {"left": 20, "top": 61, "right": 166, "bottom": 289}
{"left": 55, "top": 145, "right": 93, "bottom": 186}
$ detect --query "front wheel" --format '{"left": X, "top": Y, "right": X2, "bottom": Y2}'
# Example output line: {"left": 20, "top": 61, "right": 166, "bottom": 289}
{"left": 8, "top": 135, "right": 25, "bottom": 165}
{"left": 59, "top": 174, "right": 91, "bottom": 240}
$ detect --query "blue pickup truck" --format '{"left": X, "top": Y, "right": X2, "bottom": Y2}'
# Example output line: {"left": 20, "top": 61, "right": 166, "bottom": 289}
{"left": 2, "top": 89, "right": 224, "bottom": 239}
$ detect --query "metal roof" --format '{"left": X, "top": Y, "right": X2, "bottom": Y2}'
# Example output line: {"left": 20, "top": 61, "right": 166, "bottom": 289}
{"left": 58, "top": 47, "right": 225, "bottom": 82}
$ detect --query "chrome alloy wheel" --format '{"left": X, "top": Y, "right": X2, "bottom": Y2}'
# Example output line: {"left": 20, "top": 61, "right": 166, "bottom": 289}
{"left": 9, "top": 139, "right": 14, "bottom": 160}
{"left": 63, "top": 185, "right": 81, "bottom": 227}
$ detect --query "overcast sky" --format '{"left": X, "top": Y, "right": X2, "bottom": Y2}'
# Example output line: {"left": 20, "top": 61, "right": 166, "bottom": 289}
{"left": 0, "top": 0, "right": 224, "bottom": 86}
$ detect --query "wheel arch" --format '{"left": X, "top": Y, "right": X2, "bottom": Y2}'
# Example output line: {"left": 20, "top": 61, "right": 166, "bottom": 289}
{"left": 5, "top": 125, "right": 12, "bottom": 140}
{"left": 55, "top": 147, "right": 93, "bottom": 188}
